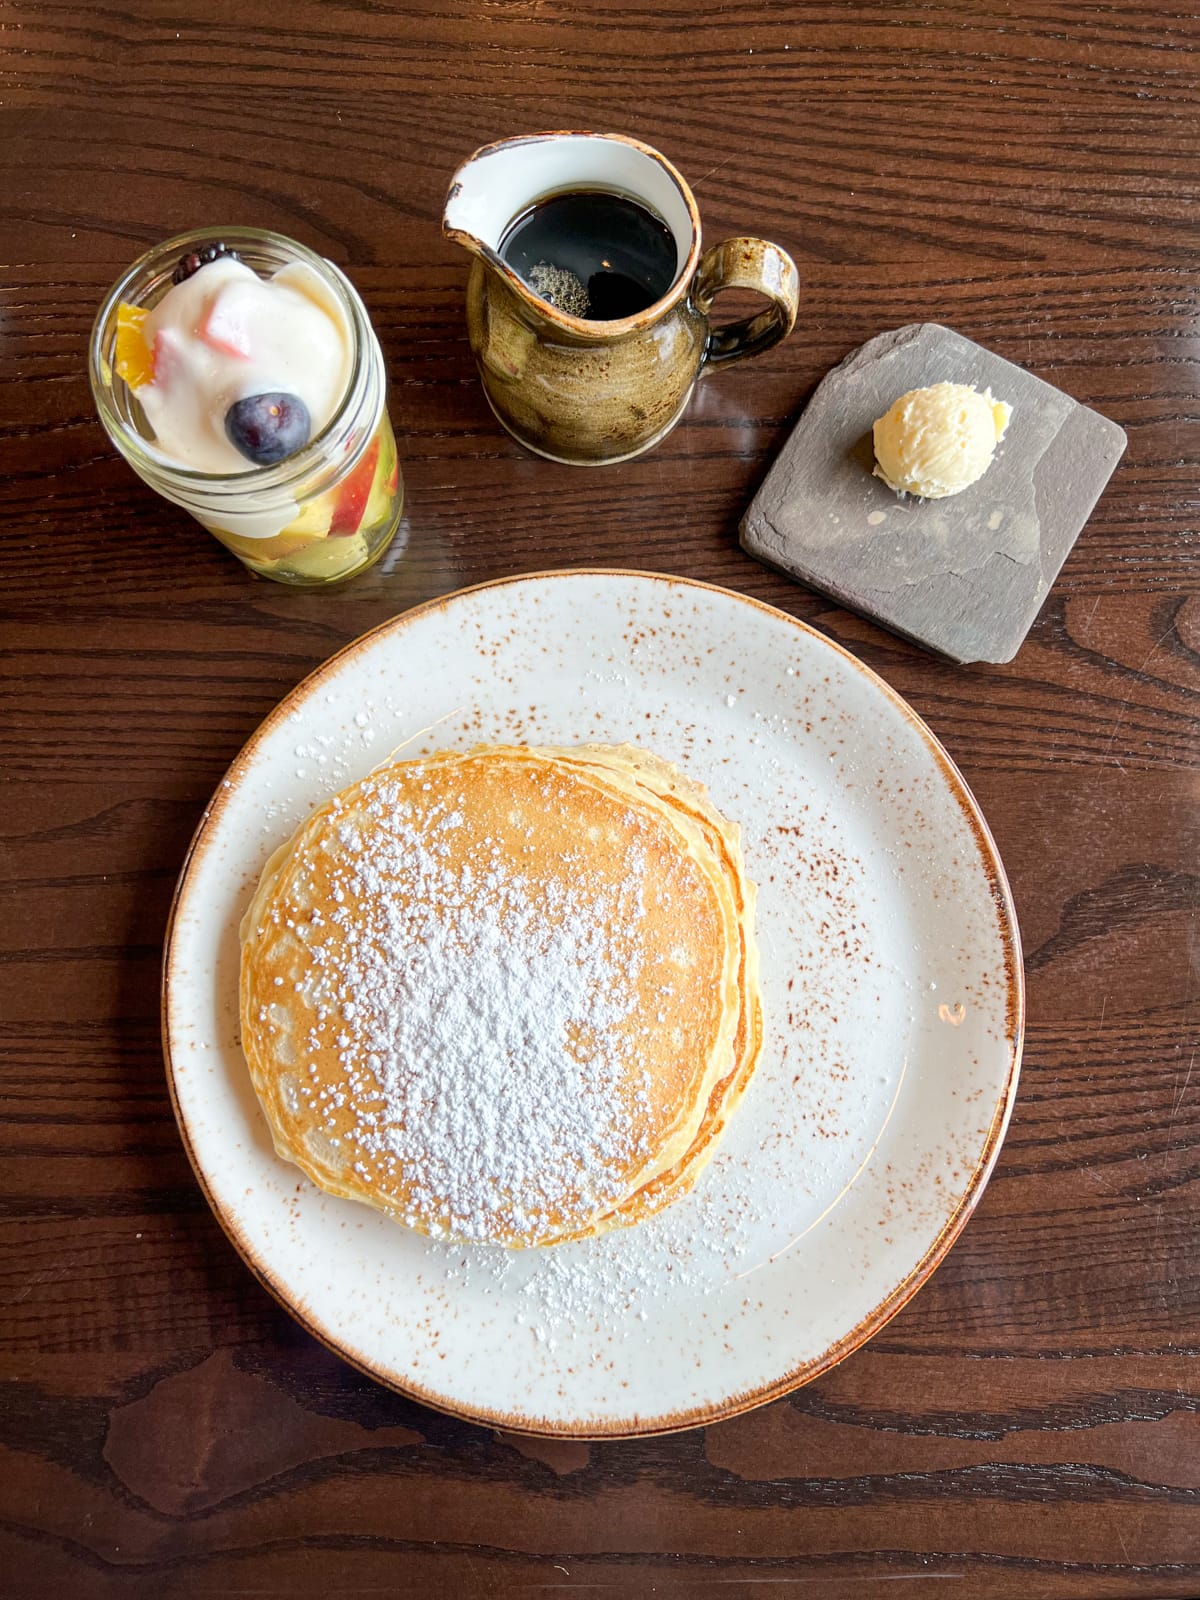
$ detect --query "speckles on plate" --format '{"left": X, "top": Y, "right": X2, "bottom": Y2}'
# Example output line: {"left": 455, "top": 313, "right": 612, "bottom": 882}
{"left": 163, "top": 570, "right": 1022, "bottom": 1437}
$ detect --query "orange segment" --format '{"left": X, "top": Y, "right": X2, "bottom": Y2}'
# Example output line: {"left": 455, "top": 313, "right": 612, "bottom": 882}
{"left": 114, "top": 302, "right": 154, "bottom": 388}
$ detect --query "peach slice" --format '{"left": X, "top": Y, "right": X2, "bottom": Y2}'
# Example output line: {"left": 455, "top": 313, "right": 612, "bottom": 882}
{"left": 329, "top": 437, "right": 381, "bottom": 536}
{"left": 114, "top": 302, "right": 154, "bottom": 388}
{"left": 211, "top": 495, "right": 333, "bottom": 564}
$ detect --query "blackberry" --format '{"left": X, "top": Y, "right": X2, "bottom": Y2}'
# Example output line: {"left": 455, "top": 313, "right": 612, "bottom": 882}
{"left": 172, "top": 241, "right": 241, "bottom": 285}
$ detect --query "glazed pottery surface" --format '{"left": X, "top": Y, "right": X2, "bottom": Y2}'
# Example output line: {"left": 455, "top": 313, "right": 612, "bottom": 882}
{"left": 444, "top": 133, "right": 800, "bottom": 464}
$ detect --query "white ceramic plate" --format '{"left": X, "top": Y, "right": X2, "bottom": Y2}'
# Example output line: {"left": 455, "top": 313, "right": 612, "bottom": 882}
{"left": 163, "top": 570, "right": 1023, "bottom": 1436}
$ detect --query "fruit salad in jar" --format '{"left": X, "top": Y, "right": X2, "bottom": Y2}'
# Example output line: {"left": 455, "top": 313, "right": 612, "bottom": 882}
{"left": 91, "top": 230, "right": 403, "bottom": 586}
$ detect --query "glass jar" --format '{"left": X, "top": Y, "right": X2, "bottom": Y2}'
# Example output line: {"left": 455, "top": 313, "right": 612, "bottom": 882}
{"left": 89, "top": 227, "right": 404, "bottom": 586}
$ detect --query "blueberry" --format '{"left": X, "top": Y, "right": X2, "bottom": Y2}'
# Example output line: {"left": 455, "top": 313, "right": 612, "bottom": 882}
{"left": 225, "top": 392, "right": 311, "bottom": 465}
{"left": 172, "top": 241, "right": 240, "bottom": 285}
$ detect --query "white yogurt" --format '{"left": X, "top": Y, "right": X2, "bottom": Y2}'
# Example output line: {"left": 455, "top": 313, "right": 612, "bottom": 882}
{"left": 136, "top": 257, "right": 352, "bottom": 474}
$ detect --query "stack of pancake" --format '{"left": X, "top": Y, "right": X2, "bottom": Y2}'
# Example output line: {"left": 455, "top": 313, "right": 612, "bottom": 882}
{"left": 240, "top": 743, "right": 761, "bottom": 1247}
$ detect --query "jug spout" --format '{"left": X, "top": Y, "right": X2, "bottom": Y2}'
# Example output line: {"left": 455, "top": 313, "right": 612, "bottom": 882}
{"left": 442, "top": 135, "right": 546, "bottom": 264}
{"left": 442, "top": 132, "right": 698, "bottom": 281}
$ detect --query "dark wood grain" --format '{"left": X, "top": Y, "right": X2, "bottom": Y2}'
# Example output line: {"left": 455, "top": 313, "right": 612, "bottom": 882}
{"left": 1, "top": 1, "right": 1198, "bottom": 1595}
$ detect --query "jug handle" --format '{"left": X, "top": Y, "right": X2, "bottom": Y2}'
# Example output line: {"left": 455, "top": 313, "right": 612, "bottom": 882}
{"left": 693, "top": 237, "right": 799, "bottom": 371}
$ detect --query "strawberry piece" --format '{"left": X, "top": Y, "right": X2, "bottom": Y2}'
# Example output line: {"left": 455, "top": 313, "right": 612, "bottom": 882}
{"left": 198, "top": 285, "right": 254, "bottom": 359}
{"left": 148, "top": 327, "right": 181, "bottom": 387}
{"left": 329, "top": 437, "right": 381, "bottom": 536}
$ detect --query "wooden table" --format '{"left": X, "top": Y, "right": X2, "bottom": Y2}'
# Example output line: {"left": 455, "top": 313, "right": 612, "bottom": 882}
{"left": 2, "top": 3, "right": 1197, "bottom": 1595}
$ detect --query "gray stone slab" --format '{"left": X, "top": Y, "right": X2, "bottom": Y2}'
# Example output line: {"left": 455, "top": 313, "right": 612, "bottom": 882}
{"left": 739, "top": 322, "right": 1127, "bottom": 663}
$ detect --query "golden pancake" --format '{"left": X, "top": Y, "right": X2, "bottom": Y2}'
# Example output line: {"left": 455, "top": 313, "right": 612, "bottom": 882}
{"left": 546, "top": 746, "right": 762, "bottom": 1239}
{"left": 239, "top": 742, "right": 760, "bottom": 1247}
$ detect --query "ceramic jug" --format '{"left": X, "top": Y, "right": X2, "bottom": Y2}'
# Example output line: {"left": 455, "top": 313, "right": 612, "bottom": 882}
{"left": 443, "top": 132, "right": 800, "bottom": 465}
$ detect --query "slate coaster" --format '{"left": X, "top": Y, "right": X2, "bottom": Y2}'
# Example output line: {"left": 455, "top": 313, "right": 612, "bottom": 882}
{"left": 740, "top": 322, "right": 1127, "bottom": 663}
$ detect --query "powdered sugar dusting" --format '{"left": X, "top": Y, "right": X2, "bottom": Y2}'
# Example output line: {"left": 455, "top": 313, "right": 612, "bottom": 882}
{"left": 268, "top": 764, "right": 668, "bottom": 1243}
{"left": 421, "top": 1161, "right": 759, "bottom": 1351}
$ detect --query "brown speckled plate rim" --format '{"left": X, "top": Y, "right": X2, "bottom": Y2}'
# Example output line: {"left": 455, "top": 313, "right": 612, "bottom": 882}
{"left": 161, "top": 568, "right": 1025, "bottom": 1440}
